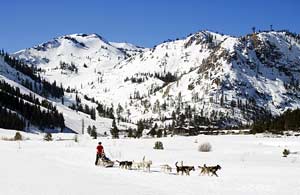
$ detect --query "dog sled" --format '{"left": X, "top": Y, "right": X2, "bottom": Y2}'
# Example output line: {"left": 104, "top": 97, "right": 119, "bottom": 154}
{"left": 96, "top": 158, "right": 114, "bottom": 168}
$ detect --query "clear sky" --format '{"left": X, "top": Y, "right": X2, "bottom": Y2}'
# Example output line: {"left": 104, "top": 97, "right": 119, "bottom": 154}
{"left": 2, "top": 0, "right": 300, "bottom": 52}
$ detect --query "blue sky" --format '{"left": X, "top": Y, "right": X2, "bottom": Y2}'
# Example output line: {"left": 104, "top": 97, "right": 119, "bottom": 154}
{"left": 2, "top": 0, "right": 300, "bottom": 52}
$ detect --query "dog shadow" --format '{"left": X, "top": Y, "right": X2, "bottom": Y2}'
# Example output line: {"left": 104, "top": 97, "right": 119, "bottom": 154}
{"left": 150, "top": 170, "right": 160, "bottom": 173}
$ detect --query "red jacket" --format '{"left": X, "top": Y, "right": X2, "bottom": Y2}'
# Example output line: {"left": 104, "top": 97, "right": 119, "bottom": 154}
{"left": 97, "top": 145, "right": 104, "bottom": 154}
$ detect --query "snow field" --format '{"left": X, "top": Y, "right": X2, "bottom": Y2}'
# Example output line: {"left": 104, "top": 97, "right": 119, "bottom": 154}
{"left": 1, "top": 129, "right": 300, "bottom": 195}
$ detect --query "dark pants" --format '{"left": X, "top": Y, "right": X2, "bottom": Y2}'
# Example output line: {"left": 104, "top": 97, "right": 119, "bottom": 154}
{"left": 95, "top": 154, "right": 101, "bottom": 165}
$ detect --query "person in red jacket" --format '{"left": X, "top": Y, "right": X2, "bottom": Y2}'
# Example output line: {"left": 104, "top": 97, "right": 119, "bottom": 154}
{"left": 95, "top": 142, "right": 109, "bottom": 165}
{"left": 97, "top": 142, "right": 104, "bottom": 155}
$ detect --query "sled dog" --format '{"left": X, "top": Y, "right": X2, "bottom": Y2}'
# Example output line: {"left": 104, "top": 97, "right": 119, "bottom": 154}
{"left": 160, "top": 164, "right": 172, "bottom": 173}
{"left": 198, "top": 164, "right": 221, "bottom": 177}
{"left": 142, "top": 156, "right": 152, "bottom": 172}
{"left": 132, "top": 161, "right": 144, "bottom": 170}
{"left": 116, "top": 160, "right": 133, "bottom": 169}
{"left": 175, "top": 161, "right": 195, "bottom": 175}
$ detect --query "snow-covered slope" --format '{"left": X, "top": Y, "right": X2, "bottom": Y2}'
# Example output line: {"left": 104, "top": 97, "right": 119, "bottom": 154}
{"left": 0, "top": 55, "right": 115, "bottom": 134}
{"left": 110, "top": 42, "right": 147, "bottom": 57}
{"left": 14, "top": 31, "right": 300, "bottom": 128}
{"left": 14, "top": 33, "right": 145, "bottom": 90}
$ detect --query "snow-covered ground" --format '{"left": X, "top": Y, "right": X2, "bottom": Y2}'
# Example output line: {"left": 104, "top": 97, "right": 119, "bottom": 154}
{"left": 1, "top": 129, "right": 300, "bottom": 195}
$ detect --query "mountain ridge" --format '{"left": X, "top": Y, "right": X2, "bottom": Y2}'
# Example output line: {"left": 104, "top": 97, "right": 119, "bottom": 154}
{"left": 12, "top": 30, "right": 300, "bottom": 130}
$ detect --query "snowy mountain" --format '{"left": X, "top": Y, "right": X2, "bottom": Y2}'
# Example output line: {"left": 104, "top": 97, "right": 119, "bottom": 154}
{"left": 14, "top": 33, "right": 146, "bottom": 89}
{"left": 109, "top": 42, "right": 148, "bottom": 57}
{"left": 0, "top": 53, "right": 118, "bottom": 134}
{"left": 14, "top": 30, "right": 300, "bottom": 130}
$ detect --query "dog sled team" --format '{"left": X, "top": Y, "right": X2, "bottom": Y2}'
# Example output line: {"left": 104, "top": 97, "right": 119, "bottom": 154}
{"left": 116, "top": 156, "right": 152, "bottom": 172}
{"left": 95, "top": 142, "right": 222, "bottom": 176}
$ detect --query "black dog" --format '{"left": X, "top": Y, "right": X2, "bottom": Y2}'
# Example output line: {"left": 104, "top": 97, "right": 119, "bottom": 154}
{"left": 175, "top": 162, "right": 195, "bottom": 176}
{"left": 116, "top": 160, "right": 133, "bottom": 169}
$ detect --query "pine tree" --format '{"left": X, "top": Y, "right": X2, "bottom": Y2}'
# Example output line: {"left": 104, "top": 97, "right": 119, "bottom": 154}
{"left": 156, "top": 129, "right": 163, "bottom": 138}
{"left": 136, "top": 120, "right": 144, "bottom": 138}
{"left": 110, "top": 119, "right": 119, "bottom": 139}
{"left": 127, "top": 128, "right": 133, "bottom": 138}
{"left": 163, "top": 129, "right": 167, "bottom": 137}
{"left": 220, "top": 91, "right": 224, "bottom": 107}
{"left": 91, "top": 126, "right": 97, "bottom": 139}
{"left": 148, "top": 123, "right": 157, "bottom": 137}
{"left": 87, "top": 125, "right": 92, "bottom": 135}
{"left": 116, "top": 103, "right": 124, "bottom": 122}
{"left": 91, "top": 108, "right": 96, "bottom": 120}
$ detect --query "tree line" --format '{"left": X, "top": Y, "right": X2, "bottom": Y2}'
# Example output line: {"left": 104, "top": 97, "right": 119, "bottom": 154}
{"left": 0, "top": 106, "right": 25, "bottom": 130}
{"left": 251, "top": 108, "right": 300, "bottom": 133}
{"left": 0, "top": 81, "right": 57, "bottom": 111}
{"left": 68, "top": 93, "right": 114, "bottom": 120}
{"left": 0, "top": 80, "right": 65, "bottom": 131}
{"left": 0, "top": 50, "right": 64, "bottom": 98}
{"left": 124, "top": 72, "right": 178, "bottom": 84}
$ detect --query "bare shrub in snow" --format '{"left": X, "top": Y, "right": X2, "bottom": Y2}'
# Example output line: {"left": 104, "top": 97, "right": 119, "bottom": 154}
{"left": 1, "top": 132, "right": 23, "bottom": 141}
{"left": 1, "top": 136, "right": 14, "bottom": 141}
{"left": 198, "top": 142, "right": 212, "bottom": 152}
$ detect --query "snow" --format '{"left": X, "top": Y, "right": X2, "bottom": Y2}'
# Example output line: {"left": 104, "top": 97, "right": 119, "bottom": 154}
{"left": 2, "top": 30, "right": 300, "bottom": 194}
{"left": 109, "top": 41, "right": 147, "bottom": 56}
{"left": 11, "top": 30, "right": 300, "bottom": 127}
{"left": 13, "top": 33, "right": 145, "bottom": 90}
{"left": 0, "top": 56, "right": 117, "bottom": 134}
{"left": 1, "top": 129, "right": 300, "bottom": 195}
